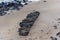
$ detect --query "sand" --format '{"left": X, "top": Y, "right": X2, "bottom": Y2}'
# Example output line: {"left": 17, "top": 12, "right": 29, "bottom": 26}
{"left": 0, "top": 0, "right": 60, "bottom": 40}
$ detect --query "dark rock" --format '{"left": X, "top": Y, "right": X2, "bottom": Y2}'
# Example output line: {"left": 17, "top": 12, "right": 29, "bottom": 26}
{"left": 0, "top": 11, "right": 7, "bottom": 16}
{"left": 16, "top": 1, "right": 23, "bottom": 7}
{"left": 43, "top": 0, "right": 47, "bottom": 2}
{"left": 53, "top": 25, "right": 57, "bottom": 29}
{"left": 50, "top": 36, "right": 57, "bottom": 40}
{"left": 18, "top": 11, "right": 40, "bottom": 36}
{"left": 24, "top": 3, "right": 28, "bottom": 5}
{"left": 56, "top": 32, "right": 60, "bottom": 36}
{"left": 58, "top": 18, "right": 60, "bottom": 20}
{"left": 23, "top": 0, "right": 26, "bottom": 3}
{"left": 0, "top": 0, "right": 32, "bottom": 16}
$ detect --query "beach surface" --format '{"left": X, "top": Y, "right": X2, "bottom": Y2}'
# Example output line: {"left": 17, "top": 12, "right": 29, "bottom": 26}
{"left": 0, "top": 0, "right": 60, "bottom": 40}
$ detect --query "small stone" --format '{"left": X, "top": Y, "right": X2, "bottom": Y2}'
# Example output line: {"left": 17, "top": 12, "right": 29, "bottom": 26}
{"left": 41, "top": 30, "right": 44, "bottom": 32}
{"left": 46, "top": 32, "right": 49, "bottom": 34}
{"left": 43, "top": 0, "right": 47, "bottom": 2}
{"left": 56, "top": 32, "right": 60, "bottom": 36}
{"left": 50, "top": 36, "right": 57, "bottom": 40}
{"left": 53, "top": 25, "right": 57, "bottom": 29}
{"left": 58, "top": 18, "right": 60, "bottom": 20}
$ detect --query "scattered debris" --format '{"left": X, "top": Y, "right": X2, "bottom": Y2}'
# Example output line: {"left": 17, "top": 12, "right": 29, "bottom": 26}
{"left": 18, "top": 11, "right": 40, "bottom": 36}
{"left": 24, "top": 3, "right": 28, "bottom": 5}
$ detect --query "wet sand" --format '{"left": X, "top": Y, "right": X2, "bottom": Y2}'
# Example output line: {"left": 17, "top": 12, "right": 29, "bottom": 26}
{"left": 0, "top": 0, "right": 60, "bottom": 40}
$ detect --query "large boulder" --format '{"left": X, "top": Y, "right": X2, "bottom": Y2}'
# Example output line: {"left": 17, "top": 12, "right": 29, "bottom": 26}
{"left": 18, "top": 11, "right": 40, "bottom": 36}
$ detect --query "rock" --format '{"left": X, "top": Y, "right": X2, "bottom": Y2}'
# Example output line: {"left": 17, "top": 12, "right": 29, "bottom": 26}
{"left": 56, "top": 32, "right": 60, "bottom": 36}
{"left": 24, "top": 3, "right": 28, "bottom": 5}
{"left": 0, "top": 0, "right": 31, "bottom": 16}
{"left": 50, "top": 36, "right": 57, "bottom": 40}
{"left": 0, "top": 10, "right": 7, "bottom": 16}
{"left": 18, "top": 11, "right": 40, "bottom": 36}
{"left": 19, "top": 27, "right": 29, "bottom": 36}
{"left": 53, "top": 25, "right": 57, "bottom": 29}
{"left": 58, "top": 18, "right": 60, "bottom": 20}
{"left": 43, "top": 0, "right": 47, "bottom": 2}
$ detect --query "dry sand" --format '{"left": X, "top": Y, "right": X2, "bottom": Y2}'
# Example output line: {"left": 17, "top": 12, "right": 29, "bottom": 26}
{"left": 0, "top": 0, "right": 60, "bottom": 40}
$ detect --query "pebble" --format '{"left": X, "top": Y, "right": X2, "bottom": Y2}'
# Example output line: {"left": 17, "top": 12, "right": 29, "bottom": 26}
{"left": 43, "top": 0, "right": 47, "bottom": 2}
{"left": 56, "top": 32, "right": 60, "bottom": 36}
{"left": 53, "top": 25, "right": 57, "bottom": 29}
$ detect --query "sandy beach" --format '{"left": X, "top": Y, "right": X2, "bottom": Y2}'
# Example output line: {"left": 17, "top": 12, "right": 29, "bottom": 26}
{"left": 0, "top": 0, "right": 60, "bottom": 40}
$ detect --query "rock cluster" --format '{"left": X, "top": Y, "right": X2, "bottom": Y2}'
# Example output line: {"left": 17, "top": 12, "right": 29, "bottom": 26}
{"left": 0, "top": 0, "right": 29, "bottom": 16}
